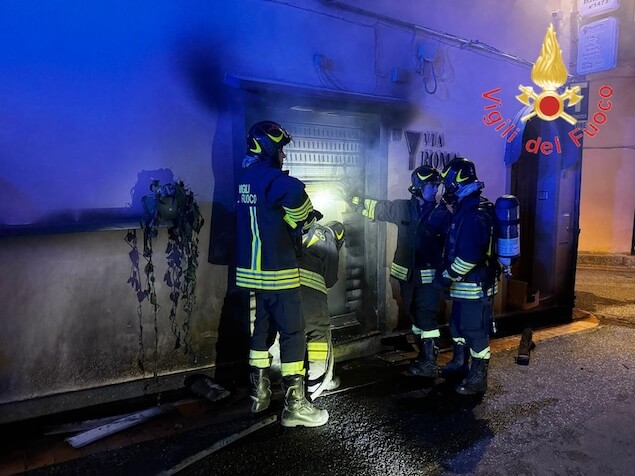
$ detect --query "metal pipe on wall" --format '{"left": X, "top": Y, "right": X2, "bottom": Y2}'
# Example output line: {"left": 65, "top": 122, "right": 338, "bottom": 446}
{"left": 321, "top": 0, "right": 534, "bottom": 68}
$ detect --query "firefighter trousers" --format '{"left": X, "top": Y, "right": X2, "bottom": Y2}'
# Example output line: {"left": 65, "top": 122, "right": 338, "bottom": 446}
{"left": 448, "top": 298, "right": 493, "bottom": 354}
{"left": 400, "top": 280, "right": 440, "bottom": 334}
{"left": 301, "top": 286, "right": 331, "bottom": 364}
{"left": 413, "top": 283, "right": 441, "bottom": 333}
{"left": 302, "top": 287, "right": 329, "bottom": 342}
{"left": 250, "top": 289, "right": 306, "bottom": 376}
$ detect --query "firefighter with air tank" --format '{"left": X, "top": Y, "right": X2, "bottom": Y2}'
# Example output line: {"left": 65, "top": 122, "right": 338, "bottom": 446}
{"left": 435, "top": 157, "right": 520, "bottom": 395}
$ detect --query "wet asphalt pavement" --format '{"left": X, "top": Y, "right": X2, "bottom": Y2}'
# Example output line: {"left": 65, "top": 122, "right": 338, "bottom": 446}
{"left": 30, "top": 266, "right": 635, "bottom": 476}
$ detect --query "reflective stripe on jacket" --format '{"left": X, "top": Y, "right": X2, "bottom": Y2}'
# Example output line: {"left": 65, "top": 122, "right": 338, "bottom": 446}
{"left": 298, "top": 224, "right": 340, "bottom": 295}
{"left": 442, "top": 193, "right": 498, "bottom": 300}
{"left": 360, "top": 197, "right": 450, "bottom": 284}
{"left": 235, "top": 161, "right": 313, "bottom": 291}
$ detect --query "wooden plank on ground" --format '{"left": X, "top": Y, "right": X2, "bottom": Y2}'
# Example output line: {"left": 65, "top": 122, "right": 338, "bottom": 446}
{"left": 65, "top": 405, "right": 174, "bottom": 448}
{"left": 43, "top": 412, "right": 137, "bottom": 435}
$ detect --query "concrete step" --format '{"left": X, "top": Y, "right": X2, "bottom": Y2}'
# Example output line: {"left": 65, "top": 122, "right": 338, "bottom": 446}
{"left": 577, "top": 253, "right": 635, "bottom": 268}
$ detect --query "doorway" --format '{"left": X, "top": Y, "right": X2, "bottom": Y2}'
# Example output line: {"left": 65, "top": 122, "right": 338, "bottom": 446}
{"left": 245, "top": 104, "right": 387, "bottom": 339}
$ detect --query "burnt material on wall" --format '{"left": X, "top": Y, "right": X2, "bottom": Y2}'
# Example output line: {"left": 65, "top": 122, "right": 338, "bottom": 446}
{"left": 214, "top": 279, "right": 250, "bottom": 390}
{"left": 208, "top": 103, "right": 242, "bottom": 266}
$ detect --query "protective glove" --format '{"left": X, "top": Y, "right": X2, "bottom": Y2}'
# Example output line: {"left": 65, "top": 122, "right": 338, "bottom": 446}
{"left": 298, "top": 210, "right": 324, "bottom": 234}
{"left": 310, "top": 209, "right": 324, "bottom": 223}
{"left": 299, "top": 209, "right": 323, "bottom": 237}
{"left": 349, "top": 195, "right": 363, "bottom": 212}
{"left": 432, "top": 273, "right": 452, "bottom": 293}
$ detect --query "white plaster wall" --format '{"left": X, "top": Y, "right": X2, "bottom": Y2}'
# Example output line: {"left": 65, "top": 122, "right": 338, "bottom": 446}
{"left": 579, "top": 72, "right": 635, "bottom": 253}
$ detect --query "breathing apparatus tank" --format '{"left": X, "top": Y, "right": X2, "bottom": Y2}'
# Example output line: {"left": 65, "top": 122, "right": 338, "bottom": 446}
{"left": 494, "top": 195, "right": 520, "bottom": 278}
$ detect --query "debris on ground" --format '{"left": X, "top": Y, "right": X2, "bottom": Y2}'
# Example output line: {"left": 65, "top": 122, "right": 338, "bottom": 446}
{"left": 184, "top": 374, "right": 231, "bottom": 403}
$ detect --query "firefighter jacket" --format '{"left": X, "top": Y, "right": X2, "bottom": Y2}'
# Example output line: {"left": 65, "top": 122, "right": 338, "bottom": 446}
{"left": 235, "top": 160, "right": 314, "bottom": 291}
{"left": 357, "top": 196, "right": 450, "bottom": 284}
{"left": 298, "top": 224, "right": 340, "bottom": 295}
{"left": 441, "top": 193, "right": 499, "bottom": 300}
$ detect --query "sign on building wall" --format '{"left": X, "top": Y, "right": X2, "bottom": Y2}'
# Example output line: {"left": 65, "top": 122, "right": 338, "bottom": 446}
{"left": 579, "top": 0, "right": 620, "bottom": 18}
{"left": 565, "top": 81, "right": 590, "bottom": 121}
{"left": 577, "top": 17, "right": 618, "bottom": 75}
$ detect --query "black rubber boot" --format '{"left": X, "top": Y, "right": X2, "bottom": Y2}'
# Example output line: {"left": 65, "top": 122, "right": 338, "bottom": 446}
{"left": 455, "top": 358, "right": 489, "bottom": 395}
{"left": 249, "top": 367, "right": 271, "bottom": 413}
{"left": 408, "top": 338, "right": 439, "bottom": 378}
{"left": 281, "top": 374, "right": 329, "bottom": 427}
{"left": 439, "top": 342, "right": 470, "bottom": 378}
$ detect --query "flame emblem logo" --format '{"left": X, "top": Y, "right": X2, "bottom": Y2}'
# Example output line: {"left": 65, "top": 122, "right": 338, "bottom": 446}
{"left": 516, "top": 24, "right": 583, "bottom": 125}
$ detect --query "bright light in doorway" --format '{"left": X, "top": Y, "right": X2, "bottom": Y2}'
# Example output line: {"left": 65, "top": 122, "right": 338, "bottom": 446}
{"left": 310, "top": 188, "right": 338, "bottom": 211}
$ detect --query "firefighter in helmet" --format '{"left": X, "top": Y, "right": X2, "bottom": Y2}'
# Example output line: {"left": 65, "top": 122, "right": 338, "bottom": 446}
{"left": 235, "top": 120, "right": 327, "bottom": 427}
{"left": 350, "top": 165, "right": 451, "bottom": 378}
{"left": 435, "top": 157, "right": 499, "bottom": 395}
{"left": 298, "top": 220, "right": 346, "bottom": 399}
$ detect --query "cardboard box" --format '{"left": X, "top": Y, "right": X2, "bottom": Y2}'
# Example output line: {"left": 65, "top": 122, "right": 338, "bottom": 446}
{"left": 506, "top": 279, "right": 540, "bottom": 310}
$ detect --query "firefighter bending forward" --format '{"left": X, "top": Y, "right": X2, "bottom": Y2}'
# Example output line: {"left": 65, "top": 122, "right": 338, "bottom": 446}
{"left": 299, "top": 220, "right": 346, "bottom": 399}
{"left": 235, "top": 121, "right": 328, "bottom": 427}
{"left": 435, "top": 157, "right": 498, "bottom": 395}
